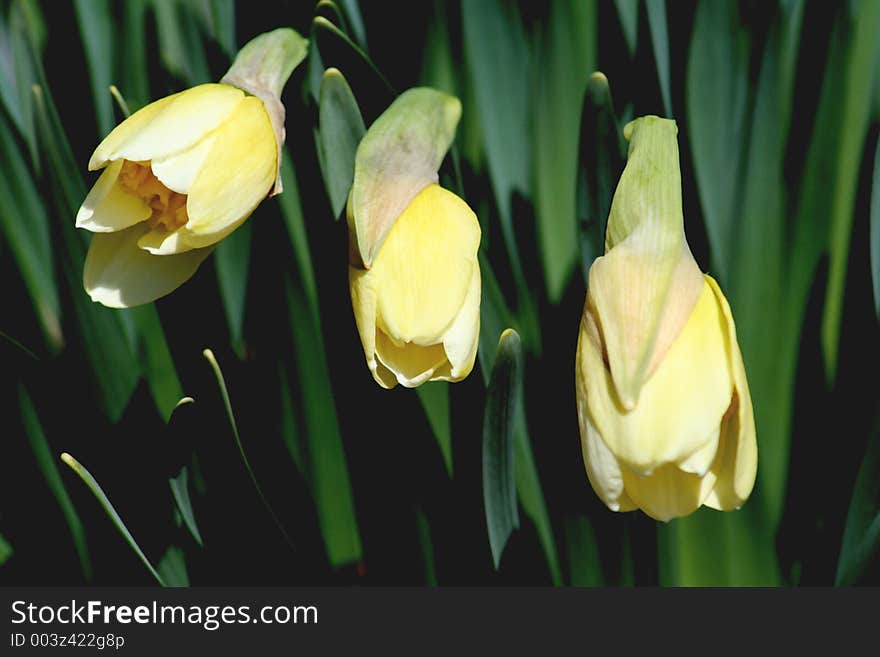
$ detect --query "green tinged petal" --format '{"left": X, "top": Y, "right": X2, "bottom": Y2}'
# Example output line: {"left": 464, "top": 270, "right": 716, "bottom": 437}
{"left": 348, "top": 88, "right": 461, "bottom": 268}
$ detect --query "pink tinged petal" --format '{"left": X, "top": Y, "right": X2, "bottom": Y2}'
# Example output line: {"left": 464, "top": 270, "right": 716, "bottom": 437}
{"left": 83, "top": 224, "right": 212, "bottom": 308}
{"left": 75, "top": 160, "right": 151, "bottom": 232}
{"left": 584, "top": 279, "right": 733, "bottom": 475}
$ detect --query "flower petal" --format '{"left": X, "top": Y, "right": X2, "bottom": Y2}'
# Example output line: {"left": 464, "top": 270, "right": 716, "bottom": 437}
{"left": 374, "top": 331, "right": 449, "bottom": 387}
{"left": 590, "top": 116, "right": 705, "bottom": 410}
{"left": 349, "top": 265, "right": 397, "bottom": 389}
{"left": 136, "top": 227, "right": 189, "bottom": 255}
{"left": 702, "top": 276, "right": 758, "bottom": 510}
{"left": 90, "top": 84, "right": 244, "bottom": 169}
{"left": 83, "top": 224, "right": 212, "bottom": 308}
{"left": 182, "top": 96, "right": 276, "bottom": 246}
{"left": 440, "top": 263, "right": 481, "bottom": 380}
{"left": 76, "top": 160, "right": 151, "bottom": 232}
{"left": 585, "top": 278, "right": 733, "bottom": 474}
{"left": 150, "top": 130, "right": 219, "bottom": 195}
{"left": 371, "top": 184, "right": 480, "bottom": 345}
{"left": 620, "top": 462, "right": 706, "bottom": 522}
{"left": 348, "top": 87, "right": 461, "bottom": 267}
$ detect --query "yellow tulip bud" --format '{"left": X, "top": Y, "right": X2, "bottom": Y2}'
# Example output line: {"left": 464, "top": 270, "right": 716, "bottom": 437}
{"left": 348, "top": 89, "right": 481, "bottom": 388}
{"left": 76, "top": 29, "right": 306, "bottom": 308}
{"left": 575, "top": 116, "right": 757, "bottom": 521}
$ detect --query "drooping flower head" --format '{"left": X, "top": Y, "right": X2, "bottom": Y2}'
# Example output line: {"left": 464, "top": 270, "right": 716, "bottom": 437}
{"left": 347, "top": 88, "right": 481, "bottom": 388}
{"left": 76, "top": 28, "right": 306, "bottom": 307}
{"left": 576, "top": 116, "right": 757, "bottom": 521}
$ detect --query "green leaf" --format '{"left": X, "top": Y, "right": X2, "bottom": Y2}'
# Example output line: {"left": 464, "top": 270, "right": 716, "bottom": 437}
{"left": 836, "top": 420, "right": 880, "bottom": 585}
{"left": 686, "top": 0, "right": 750, "bottom": 283}
{"left": 576, "top": 72, "right": 624, "bottom": 281}
{"left": 415, "top": 508, "right": 437, "bottom": 586}
{"left": 513, "top": 421, "right": 562, "bottom": 585}
{"left": 284, "top": 278, "right": 363, "bottom": 567}
{"left": 318, "top": 68, "right": 365, "bottom": 218}
{"left": 462, "top": 0, "right": 530, "bottom": 273}
{"left": 816, "top": 0, "right": 880, "bottom": 381}
{"left": 121, "top": 0, "right": 150, "bottom": 109}
{"left": 131, "top": 306, "right": 184, "bottom": 421}
{"left": 166, "top": 397, "right": 204, "bottom": 547}
{"left": 872, "top": 139, "right": 880, "bottom": 320}
{"left": 316, "top": 1, "right": 348, "bottom": 32}
{"left": 0, "top": 111, "right": 62, "bottom": 349}
{"left": 202, "top": 348, "right": 296, "bottom": 551}
{"left": 483, "top": 329, "right": 522, "bottom": 569}
{"left": 152, "top": 0, "right": 211, "bottom": 84}
{"left": 169, "top": 465, "right": 203, "bottom": 548}
{"left": 206, "top": 0, "right": 236, "bottom": 57}
{"left": 645, "top": 0, "right": 671, "bottom": 117}
{"left": 312, "top": 16, "right": 392, "bottom": 122}
{"left": 214, "top": 221, "right": 252, "bottom": 357}
{"left": 337, "top": 0, "right": 367, "bottom": 48}
{"left": 73, "top": 0, "right": 114, "bottom": 137}
{"left": 563, "top": 515, "right": 603, "bottom": 586}
{"left": 61, "top": 452, "right": 163, "bottom": 585}
{"left": 729, "top": 0, "right": 803, "bottom": 530}
{"left": 416, "top": 382, "right": 452, "bottom": 477}
{"left": 157, "top": 545, "right": 190, "bottom": 587}
{"left": 19, "top": 386, "right": 92, "bottom": 580}
{"left": 32, "top": 83, "right": 142, "bottom": 421}
{"left": 277, "top": 366, "right": 305, "bottom": 473}
{"left": 478, "top": 256, "right": 562, "bottom": 584}
{"left": 0, "top": 0, "right": 44, "bottom": 161}
{"left": 278, "top": 153, "right": 319, "bottom": 317}
{"left": 613, "top": 0, "right": 638, "bottom": 57}
{"left": 0, "top": 533, "right": 12, "bottom": 566}
{"left": 533, "top": 0, "right": 597, "bottom": 302}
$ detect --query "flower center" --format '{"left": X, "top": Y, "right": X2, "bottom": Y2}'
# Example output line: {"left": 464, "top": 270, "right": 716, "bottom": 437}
{"left": 118, "top": 160, "right": 189, "bottom": 232}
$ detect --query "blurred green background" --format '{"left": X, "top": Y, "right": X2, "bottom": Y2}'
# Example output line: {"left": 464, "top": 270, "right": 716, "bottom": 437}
{"left": 1, "top": 0, "right": 879, "bottom": 586}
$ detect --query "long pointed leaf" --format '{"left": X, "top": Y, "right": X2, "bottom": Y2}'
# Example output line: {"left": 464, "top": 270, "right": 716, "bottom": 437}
{"left": 60, "top": 452, "right": 162, "bottom": 585}
{"left": 483, "top": 329, "right": 522, "bottom": 568}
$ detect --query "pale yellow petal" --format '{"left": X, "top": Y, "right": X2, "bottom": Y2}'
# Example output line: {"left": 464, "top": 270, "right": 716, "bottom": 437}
{"left": 371, "top": 184, "right": 480, "bottom": 345}
{"left": 150, "top": 130, "right": 219, "bottom": 195}
{"left": 83, "top": 224, "right": 212, "bottom": 308}
{"left": 585, "top": 279, "right": 733, "bottom": 474}
{"left": 91, "top": 84, "right": 244, "bottom": 169}
{"left": 349, "top": 266, "right": 397, "bottom": 389}
{"left": 590, "top": 116, "right": 705, "bottom": 410}
{"left": 375, "top": 331, "right": 449, "bottom": 387}
{"left": 677, "top": 425, "right": 721, "bottom": 476}
{"left": 439, "top": 264, "right": 481, "bottom": 381}
{"left": 88, "top": 94, "right": 179, "bottom": 170}
{"left": 183, "top": 96, "right": 276, "bottom": 246}
{"left": 136, "top": 227, "right": 189, "bottom": 255}
{"left": 76, "top": 160, "right": 151, "bottom": 232}
{"left": 702, "top": 276, "right": 758, "bottom": 510}
{"left": 589, "top": 241, "right": 704, "bottom": 410}
{"left": 620, "top": 462, "right": 706, "bottom": 522}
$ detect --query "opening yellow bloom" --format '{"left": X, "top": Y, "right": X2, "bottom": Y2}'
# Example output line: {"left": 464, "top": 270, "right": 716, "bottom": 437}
{"left": 350, "top": 184, "right": 481, "bottom": 388}
{"left": 76, "top": 83, "right": 277, "bottom": 308}
{"left": 576, "top": 115, "right": 757, "bottom": 521}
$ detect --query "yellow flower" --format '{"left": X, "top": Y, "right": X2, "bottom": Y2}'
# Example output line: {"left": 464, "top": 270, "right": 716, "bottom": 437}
{"left": 575, "top": 116, "right": 757, "bottom": 521}
{"left": 75, "top": 28, "right": 306, "bottom": 308}
{"left": 346, "top": 88, "right": 481, "bottom": 388}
